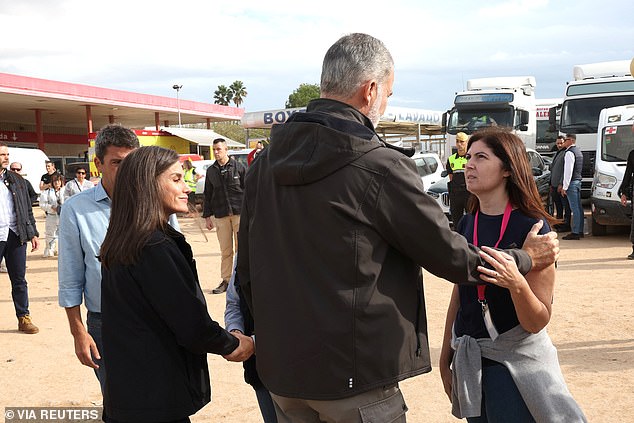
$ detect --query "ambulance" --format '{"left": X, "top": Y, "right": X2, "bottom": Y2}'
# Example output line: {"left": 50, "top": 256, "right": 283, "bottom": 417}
{"left": 590, "top": 104, "right": 634, "bottom": 235}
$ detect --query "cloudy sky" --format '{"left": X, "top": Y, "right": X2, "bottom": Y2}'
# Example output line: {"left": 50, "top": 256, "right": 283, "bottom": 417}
{"left": 1, "top": 0, "right": 633, "bottom": 113}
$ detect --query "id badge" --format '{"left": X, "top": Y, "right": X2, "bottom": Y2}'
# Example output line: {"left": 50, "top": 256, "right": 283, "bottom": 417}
{"left": 481, "top": 302, "right": 499, "bottom": 341}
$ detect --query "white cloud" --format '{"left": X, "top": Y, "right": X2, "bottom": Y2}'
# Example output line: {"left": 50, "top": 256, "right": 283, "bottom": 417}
{"left": 0, "top": 0, "right": 632, "bottom": 111}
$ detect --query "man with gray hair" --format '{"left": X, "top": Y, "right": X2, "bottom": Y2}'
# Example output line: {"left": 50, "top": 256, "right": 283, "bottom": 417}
{"left": 238, "top": 33, "right": 559, "bottom": 421}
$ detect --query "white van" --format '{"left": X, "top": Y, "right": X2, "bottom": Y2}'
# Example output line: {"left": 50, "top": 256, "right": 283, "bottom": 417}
{"left": 590, "top": 104, "right": 634, "bottom": 235}
{"left": 7, "top": 147, "right": 49, "bottom": 194}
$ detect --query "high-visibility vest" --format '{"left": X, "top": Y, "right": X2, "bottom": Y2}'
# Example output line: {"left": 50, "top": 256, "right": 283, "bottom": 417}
{"left": 448, "top": 153, "right": 467, "bottom": 172}
{"left": 183, "top": 168, "right": 197, "bottom": 190}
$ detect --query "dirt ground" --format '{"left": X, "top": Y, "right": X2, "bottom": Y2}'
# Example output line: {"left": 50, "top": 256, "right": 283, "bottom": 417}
{"left": 1, "top": 209, "right": 633, "bottom": 422}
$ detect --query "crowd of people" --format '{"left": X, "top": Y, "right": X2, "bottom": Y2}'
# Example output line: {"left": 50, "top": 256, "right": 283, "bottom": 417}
{"left": 9, "top": 31, "right": 634, "bottom": 422}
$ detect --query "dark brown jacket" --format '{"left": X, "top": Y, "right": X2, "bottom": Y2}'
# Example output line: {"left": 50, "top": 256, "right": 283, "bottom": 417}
{"left": 202, "top": 156, "right": 246, "bottom": 218}
{"left": 237, "top": 99, "right": 531, "bottom": 400}
{"left": 2, "top": 170, "right": 38, "bottom": 243}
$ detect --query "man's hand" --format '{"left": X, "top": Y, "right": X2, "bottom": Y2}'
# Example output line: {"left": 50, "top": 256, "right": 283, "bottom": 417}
{"left": 621, "top": 194, "right": 628, "bottom": 207}
{"left": 205, "top": 217, "right": 215, "bottom": 231}
{"left": 73, "top": 330, "right": 100, "bottom": 369}
{"left": 522, "top": 221, "right": 559, "bottom": 271}
{"left": 223, "top": 332, "right": 254, "bottom": 362}
{"left": 30, "top": 236, "right": 39, "bottom": 252}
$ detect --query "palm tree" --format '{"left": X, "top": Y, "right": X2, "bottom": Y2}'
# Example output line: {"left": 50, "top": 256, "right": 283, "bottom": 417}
{"left": 213, "top": 85, "right": 231, "bottom": 106}
{"left": 229, "top": 80, "right": 247, "bottom": 108}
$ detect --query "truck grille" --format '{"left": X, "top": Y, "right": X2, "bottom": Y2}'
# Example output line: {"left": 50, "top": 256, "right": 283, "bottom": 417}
{"left": 441, "top": 193, "right": 450, "bottom": 207}
{"left": 581, "top": 151, "right": 595, "bottom": 178}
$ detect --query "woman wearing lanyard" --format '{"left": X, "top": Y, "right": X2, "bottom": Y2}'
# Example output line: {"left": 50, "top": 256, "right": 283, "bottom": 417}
{"left": 438, "top": 128, "right": 586, "bottom": 422}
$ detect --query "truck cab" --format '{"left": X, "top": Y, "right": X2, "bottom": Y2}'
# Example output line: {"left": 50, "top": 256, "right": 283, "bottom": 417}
{"left": 557, "top": 60, "right": 634, "bottom": 198}
{"left": 446, "top": 76, "right": 537, "bottom": 157}
{"left": 590, "top": 104, "right": 634, "bottom": 235}
{"left": 535, "top": 99, "right": 561, "bottom": 156}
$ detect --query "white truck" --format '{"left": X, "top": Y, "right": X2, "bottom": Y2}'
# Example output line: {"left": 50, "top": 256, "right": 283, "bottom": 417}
{"left": 7, "top": 146, "right": 49, "bottom": 195}
{"left": 552, "top": 60, "right": 634, "bottom": 198}
{"left": 590, "top": 104, "right": 634, "bottom": 235}
{"left": 445, "top": 76, "right": 537, "bottom": 157}
{"left": 534, "top": 98, "right": 561, "bottom": 156}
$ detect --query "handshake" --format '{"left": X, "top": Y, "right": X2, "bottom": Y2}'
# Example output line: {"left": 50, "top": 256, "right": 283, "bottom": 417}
{"left": 223, "top": 330, "right": 255, "bottom": 362}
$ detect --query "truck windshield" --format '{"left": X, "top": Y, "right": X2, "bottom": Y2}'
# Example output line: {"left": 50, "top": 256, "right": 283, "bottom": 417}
{"left": 447, "top": 108, "right": 513, "bottom": 134}
{"left": 536, "top": 120, "right": 558, "bottom": 144}
{"left": 561, "top": 95, "right": 634, "bottom": 133}
{"left": 602, "top": 125, "right": 634, "bottom": 162}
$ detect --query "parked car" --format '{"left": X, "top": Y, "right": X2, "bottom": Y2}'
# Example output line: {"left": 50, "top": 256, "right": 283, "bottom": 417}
{"left": 411, "top": 152, "right": 445, "bottom": 191}
{"left": 193, "top": 149, "right": 251, "bottom": 202}
{"left": 426, "top": 175, "right": 451, "bottom": 221}
{"left": 425, "top": 148, "right": 552, "bottom": 224}
{"left": 526, "top": 147, "right": 552, "bottom": 210}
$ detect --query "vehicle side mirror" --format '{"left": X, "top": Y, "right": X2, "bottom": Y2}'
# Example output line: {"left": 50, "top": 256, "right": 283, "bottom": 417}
{"left": 519, "top": 110, "right": 530, "bottom": 125}
{"left": 441, "top": 170, "right": 448, "bottom": 177}
{"left": 519, "top": 124, "right": 528, "bottom": 131}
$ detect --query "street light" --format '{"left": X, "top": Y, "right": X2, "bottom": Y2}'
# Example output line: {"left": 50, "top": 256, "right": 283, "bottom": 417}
{"left": 172, "top": 84, "right": 182, "bottom": 126}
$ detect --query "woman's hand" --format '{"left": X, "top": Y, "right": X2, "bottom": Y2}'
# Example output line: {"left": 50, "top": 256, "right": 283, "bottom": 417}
{"left": 478, "top": 246, "right": 555, "bottom": 333}
{"left": 477, "top": 246, "right": 528, "bottom": 293}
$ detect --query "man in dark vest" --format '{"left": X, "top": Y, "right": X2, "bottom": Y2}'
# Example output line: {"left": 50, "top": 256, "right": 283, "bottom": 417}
{"left": 550, "top": 135, "right": 571, "bottom": 232}
{"left": 560, "top": 134, "right": 584, "bottom": 240}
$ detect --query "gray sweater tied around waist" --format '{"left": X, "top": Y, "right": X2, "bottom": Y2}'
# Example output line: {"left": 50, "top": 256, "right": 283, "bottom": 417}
{"left": 451, "top": 325, "right": 587, "bottom": 422}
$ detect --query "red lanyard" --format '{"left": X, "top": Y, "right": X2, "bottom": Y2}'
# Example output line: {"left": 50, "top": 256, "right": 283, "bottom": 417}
{"left": 473, "top": 202, "right": 513, "bottom": 302}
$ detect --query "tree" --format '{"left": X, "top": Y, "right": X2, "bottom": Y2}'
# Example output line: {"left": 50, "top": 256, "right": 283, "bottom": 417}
{"left": 229, "top": 80, "right": 247, "bottom": 108}
{"left": 213, "top": 85, "right": 231, "bottom": 106}
{"left": 285, "top": 83, "right": 320, "bottom": 108}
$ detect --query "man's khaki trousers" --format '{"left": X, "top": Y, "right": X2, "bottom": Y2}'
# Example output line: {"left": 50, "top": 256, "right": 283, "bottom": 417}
{"left": 214, "top": 214, "right": 240, "bottom": 282}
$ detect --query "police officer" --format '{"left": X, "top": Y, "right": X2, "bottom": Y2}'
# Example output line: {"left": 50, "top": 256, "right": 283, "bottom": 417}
{"left": 446, "top": 132, "right": 470, "bottom": 227}
{"left": 182, "top": 159, "right": 200, "bottom": 214}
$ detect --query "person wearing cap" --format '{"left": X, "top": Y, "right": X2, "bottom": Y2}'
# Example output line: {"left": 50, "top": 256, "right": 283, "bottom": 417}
{"left": 447, "top": 132, "right": 470, "bottom": 227}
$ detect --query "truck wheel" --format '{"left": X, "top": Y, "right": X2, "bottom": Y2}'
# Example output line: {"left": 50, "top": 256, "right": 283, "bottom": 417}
{"left": 591, "top": 217, "right": 607, "bottom": 236}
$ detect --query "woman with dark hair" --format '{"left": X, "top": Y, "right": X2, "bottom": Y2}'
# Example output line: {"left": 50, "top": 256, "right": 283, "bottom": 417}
{"left": 39, "top": 172, "right": 65, "bottom": 257}
{"left": 100, "top": 146, "right": 253, "bottom": 423}
{"left": 63, "top": 165, "right": 93, "bottom": 198}
{"left": 439, "top": 128, "right": 586, "bottom": 422}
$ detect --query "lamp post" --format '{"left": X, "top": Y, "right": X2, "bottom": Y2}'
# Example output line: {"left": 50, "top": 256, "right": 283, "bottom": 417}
{"left": 172, "top": 84, "right": 182, "bottom": 126}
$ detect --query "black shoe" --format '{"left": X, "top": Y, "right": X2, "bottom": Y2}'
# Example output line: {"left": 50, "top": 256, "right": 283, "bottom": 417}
{"left": 628, "top": 251, "right": 634, "bottom": 260}
{"left": 212, "top": 280, "right": 228, "bottom": 294}
{"left": 562, "top": 233, "right": 582, "bottom": 240}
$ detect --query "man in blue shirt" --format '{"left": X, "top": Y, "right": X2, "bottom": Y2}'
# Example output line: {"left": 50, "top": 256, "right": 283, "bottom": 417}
{"left": 58, "top": 124, "right": 140, "bottom": 393}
